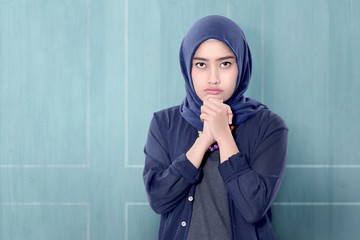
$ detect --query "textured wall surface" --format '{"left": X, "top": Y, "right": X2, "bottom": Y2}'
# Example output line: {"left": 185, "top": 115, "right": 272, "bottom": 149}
{"left": 1, "top": 0, "right": 359, "bottom": 239}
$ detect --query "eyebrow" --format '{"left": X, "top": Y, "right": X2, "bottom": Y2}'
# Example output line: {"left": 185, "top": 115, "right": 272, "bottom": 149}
{"left": 193, "top": 56, "right": 236, "bottom": 62}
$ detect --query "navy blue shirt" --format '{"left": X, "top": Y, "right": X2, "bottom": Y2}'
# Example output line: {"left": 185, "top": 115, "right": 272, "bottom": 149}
{"left": 143, "top": 106, "right": 288, "bottom": 240}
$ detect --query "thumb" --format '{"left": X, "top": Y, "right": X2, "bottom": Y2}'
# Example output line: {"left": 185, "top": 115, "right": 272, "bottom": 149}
{"left": 226, "top": 105, "right": 233, "bottom": 125}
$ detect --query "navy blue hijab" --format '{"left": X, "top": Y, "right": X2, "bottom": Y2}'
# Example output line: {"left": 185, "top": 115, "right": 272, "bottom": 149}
{"left": 179, "top": 15, "right": 266, "bottom": 131}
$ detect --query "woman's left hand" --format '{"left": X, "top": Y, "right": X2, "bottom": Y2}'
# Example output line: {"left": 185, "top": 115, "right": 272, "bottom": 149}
{"left": 200, "top": 97, "right": 233, "bottom": 142}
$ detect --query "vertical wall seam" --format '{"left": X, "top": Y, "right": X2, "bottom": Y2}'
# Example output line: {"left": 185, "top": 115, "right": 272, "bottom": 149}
{"left": 86, "top": 0, "right": 91, "bottom": 168}
{"left": 226, "top": 0, "right": 230, "bottom": 18}
{"left": 124, "top": 0, "right": 129, "bottom": 168}
{"left": 87, "top": 203, "right": 90, "bottom": 240}
{"left": 125, "top": 202, "right": 150, "bottom": 240}
{"left": 261, "top": 0, "right": 265, "bottom": 103}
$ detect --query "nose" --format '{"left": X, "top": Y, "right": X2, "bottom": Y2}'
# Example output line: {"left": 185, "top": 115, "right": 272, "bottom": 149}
{"left": 208, "top": 66, "right": 220, "bottom": 85}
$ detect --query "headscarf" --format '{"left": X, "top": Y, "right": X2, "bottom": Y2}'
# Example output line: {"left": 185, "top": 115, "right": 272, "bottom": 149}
{"left": 179, "top": 15, "right": 267, "bottom": 131}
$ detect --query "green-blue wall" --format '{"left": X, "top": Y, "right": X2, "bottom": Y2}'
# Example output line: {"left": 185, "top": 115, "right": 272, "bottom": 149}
{"left": 1, "top": 0, "right": 359, "bottom": 239}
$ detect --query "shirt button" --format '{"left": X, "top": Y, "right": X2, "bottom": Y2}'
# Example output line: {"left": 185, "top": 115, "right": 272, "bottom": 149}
{"left": 188, "top": 196, "right": 193, "bottom": 202}
{"left": 181, "top": 221, "right": 186, "bottom": 227}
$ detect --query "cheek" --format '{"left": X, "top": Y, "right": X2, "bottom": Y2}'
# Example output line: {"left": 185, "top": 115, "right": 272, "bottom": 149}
{"left": 230, "top": 68, "right": 238, "bottom": 88}
{"left": 191, "top": 70, "right": 204, "bottom": 98}
{"left": 224, "top": 68, "right": 237, "bottom": 84}
{"left": 231, "top": 71, "right": 238, "bottom": 88}
{"left": 191, "top": 69, "right": 206, "bottom": 88}
{"left": 224, "top": 69, "right": 238, "bottom": 95}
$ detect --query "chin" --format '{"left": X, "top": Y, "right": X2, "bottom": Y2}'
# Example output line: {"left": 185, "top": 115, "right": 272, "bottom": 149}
{"left": 202, "top": 95, "right": 226, "bottom": 102}
{"left": 213, "top": 96, "right": 225, "bottom": 102}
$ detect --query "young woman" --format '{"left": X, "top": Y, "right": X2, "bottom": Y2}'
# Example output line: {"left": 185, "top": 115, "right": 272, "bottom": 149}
{"left": 143, "top": 15, "right": 288, "bottom": 240}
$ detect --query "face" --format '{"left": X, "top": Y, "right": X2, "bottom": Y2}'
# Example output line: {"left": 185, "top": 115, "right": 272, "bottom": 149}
{"left": 191, "top": 39, "right": 238, "bottom": 102}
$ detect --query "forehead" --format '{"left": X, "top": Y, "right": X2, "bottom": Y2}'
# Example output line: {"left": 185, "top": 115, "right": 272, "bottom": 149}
{"left": 193, "top": 40, "right": 235, "bottom": 58}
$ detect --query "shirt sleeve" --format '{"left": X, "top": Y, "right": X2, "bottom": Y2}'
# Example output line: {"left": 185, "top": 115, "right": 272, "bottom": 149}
{"left": 143, "top": 113, "right": 201, "bottom": 214}
{"left": 218, "top": 115, "right": 288, "bottom": 224}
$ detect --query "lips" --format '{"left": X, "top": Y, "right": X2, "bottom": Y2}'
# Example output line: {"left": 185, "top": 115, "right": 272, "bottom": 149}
{"left": 205, "top": 88, "right": 223, "bottom": 95}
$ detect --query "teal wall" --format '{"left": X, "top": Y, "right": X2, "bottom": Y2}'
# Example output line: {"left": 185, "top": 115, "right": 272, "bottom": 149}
{"left": 1, "top": 0, "right": 359, "bottom": 239}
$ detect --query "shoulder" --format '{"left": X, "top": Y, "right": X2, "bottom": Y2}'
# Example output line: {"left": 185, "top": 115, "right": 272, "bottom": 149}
{"left": 233, "top": 109, "right": 288, "bottom": 160}
{"left": 254, "top": 109, "right": 288, "bottom": 142}
{"left": 153, "top": 105, "right": 181, "bottom": 120}
{"left": 151, "top": 105, "right": 190, "bottom": 131}
{"left": 254, "top": 109, "right": 288, "bottom": 130}
{"left": 238, "top": 109, "right": 288, "bottom": 139}
{"left": 149, "top": 106, "right": 196, "bottom": 154}
{"left": 152, "top": 105, "right": 181, "bottom": 127}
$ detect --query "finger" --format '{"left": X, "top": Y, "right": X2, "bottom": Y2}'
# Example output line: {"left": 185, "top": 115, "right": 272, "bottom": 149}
{"left": 201, "top": 104, "right": 217, "bottom": 115}
{"left": 203, "top": 95, "right": 211, "bottom": 101}
{"left": 228, "top": 111, "right": 233, "bottom": 125}
{"left": 225, "top": 104, "right": 233, "bottom": 114}
{"left": 205, "top": 98, "right": 223, "bottom": 110}
{"left": 203, "top": 99, "right": 223, "bottom": 112}
{"left": 202, "top": 102, "right": 217, "bottom": 113}
{"left": 205, "top": 99, "right": 228, "bottom": 115}
{"left": 204, "top": 95, "right": 219, "bottom": 101}
{"left": 204, "top": 96, "right": 223, "bottom": 106}
{"left": 208, "top": 97, "right": 224, "bottom": 105}
{"left": 225, "top": 105, "right": 233, "bottom": 125}
{"left": 200, "top": 113, "right": 207, "bottom": 122}
{"left": 200, "top": 113, "right": 210, "bottom": 122}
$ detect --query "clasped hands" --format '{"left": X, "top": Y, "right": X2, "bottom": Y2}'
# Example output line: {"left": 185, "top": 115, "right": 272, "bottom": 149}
{"left": 199, "top": 96, "right": 233, "bottom": 147}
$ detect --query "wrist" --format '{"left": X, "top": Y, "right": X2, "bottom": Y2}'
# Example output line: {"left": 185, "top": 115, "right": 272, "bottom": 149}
{"left": 197, "top": 134, "right": 213, "bottom": 150}
{"left": 217, "top": 130, "right": 236, "bottom": 149}
{"left": 217, "top": 131, "right": 239, "bottom": 163}
{"left": 216, "top": 129, "right": 233, "bottom": 147}
{"left": 186, "top": 135, "right": 210, "bottom": 169}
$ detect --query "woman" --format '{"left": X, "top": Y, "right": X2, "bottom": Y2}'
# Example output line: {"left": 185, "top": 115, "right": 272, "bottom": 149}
{"left": 143, "top": 15, "right": 288, "bottom": 240}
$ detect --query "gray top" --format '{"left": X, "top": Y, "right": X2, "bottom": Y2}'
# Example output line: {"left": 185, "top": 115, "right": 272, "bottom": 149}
{"left": 186, "top": 148, "right": 231, "bottom": 240}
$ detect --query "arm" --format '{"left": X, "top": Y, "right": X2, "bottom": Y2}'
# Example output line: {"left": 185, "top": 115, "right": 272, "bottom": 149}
{"left": 218, "top": 117, "right": 288, "bottom": 224}
{"left": 143, "top": 113, "right": 208, "bottom": 214}
{"left": 186, "top": 120, "right": 215, "bottom": 168}
{"left": 217, "top": 129, "right": 240, "bottom": 164}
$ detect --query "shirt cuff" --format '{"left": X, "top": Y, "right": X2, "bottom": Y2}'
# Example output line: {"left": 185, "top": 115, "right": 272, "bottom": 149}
{"left": 218, "top": 152, "right": 252, "bottom": 183}
{"left": 172, "top": 152, "right": 201, "bottom": 184}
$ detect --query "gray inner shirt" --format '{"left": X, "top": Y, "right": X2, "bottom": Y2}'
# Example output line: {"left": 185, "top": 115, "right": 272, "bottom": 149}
{"left": 186, "top": 148, "right": 231, "bottom": 240}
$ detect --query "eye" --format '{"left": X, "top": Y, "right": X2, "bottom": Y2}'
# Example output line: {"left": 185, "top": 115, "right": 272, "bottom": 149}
{"left": 221, "top": 61, "right": 231, "bottom": 67}
{"left": 195, "top": 62, "right": 206, "bottom": 68}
